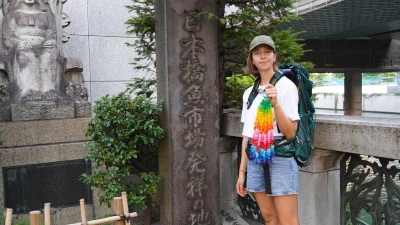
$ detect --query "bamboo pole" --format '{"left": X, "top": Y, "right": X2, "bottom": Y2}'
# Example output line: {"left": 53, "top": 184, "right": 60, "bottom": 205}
{"left": 80, "top": 199, "right": 87, "bottom": 225}
{"left": 113, "top": 197, "right": 124, "bottom": 225}
{"left": 29, "top": 211, "right": 41, "bottom": 225}
{"left": 5, "top": 208, "right": 12, "bottom": 225}
{"left": 44, "top": 203, "right": 51, "bottom": 225}
{"left": 67, "top": 212, "right": 138, "bottom": 225}
{"left": 121, "top": 192, "right": 131, "bottom": 225}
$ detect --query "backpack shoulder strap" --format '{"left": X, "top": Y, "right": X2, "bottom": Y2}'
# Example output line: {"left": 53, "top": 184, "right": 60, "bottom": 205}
{"left": 269, "top": 70, "right": 284, "bottom": 86}
{"left": 246, "top": 77, "right": 260, "bottom": 110}
{"left": 269, "top": 70, "right": 288, "bottom": 134}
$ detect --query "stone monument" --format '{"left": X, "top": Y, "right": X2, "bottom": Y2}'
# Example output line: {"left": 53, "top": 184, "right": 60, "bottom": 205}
{"left": 0, "top": 0, "right": 90, "bottom": 121}
{"left": 0, "top": 1, "right": 97, "bottom": 224}
{"left": 155, "top": 1, "right": 220, "bottom": 224}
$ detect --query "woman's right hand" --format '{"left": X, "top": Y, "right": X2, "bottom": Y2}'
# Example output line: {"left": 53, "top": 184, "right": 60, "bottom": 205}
{"left": 236, "top": 173, "right": 248, "bottom": 197}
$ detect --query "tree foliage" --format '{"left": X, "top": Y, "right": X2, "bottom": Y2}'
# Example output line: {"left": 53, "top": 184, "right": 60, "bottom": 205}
{"left": 125, "top": 0, "right": 155, "bottom": 74}
{"left": 125, "top": 0, "right": 313, "bottom": 109}
{"left": 125, "top": 0, "right": 311, "bottom": 75}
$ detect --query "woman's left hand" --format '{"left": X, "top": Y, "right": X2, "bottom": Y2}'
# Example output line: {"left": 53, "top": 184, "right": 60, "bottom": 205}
{"left": 266, "top": 84, "right": 278, "bottom": 106}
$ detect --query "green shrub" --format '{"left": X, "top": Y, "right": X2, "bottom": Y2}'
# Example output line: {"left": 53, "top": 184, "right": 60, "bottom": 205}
{"left": 82, "top": 80, "right": 164, "bottom": 211}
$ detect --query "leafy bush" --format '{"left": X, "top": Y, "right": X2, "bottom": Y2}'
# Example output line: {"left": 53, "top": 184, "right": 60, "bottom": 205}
{"left": 82, "top": 80, "right": 164, "bottom": 211}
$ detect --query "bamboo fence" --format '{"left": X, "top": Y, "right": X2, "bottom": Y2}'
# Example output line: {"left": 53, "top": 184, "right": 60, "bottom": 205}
{"left": 4, "top": 192, "right": 137, "bottom": 225}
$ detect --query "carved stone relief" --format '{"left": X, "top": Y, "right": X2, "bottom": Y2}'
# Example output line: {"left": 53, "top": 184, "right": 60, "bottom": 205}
{"left": 0, "top": 0, "right": 90, "bottom": 121}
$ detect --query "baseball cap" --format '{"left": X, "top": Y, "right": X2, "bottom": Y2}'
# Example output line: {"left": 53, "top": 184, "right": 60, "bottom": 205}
{"left": 249, "top": 35, "right": 275, "bottom": 51}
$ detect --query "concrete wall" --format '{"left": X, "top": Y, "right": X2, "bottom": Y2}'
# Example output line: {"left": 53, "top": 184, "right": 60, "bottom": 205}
{"left": 62, "top": 0, "right": 147, "bottom": 104}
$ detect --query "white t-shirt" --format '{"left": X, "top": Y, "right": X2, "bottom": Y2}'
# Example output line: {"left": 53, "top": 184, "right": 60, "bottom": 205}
{"left": 241, "top": 76, "right": 300, "bottom": 138}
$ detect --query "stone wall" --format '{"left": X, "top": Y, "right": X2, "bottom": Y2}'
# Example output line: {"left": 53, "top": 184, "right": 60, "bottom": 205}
{"left": 62, "top": 0, "right": 145, "bottom": 104}
{"left": 0, "top": 118, "right": 114, "bottom": 224}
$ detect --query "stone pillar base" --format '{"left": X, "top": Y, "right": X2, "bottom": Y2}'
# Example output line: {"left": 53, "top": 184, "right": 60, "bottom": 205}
{"left": 299, "top": 149, "right": 344, "bottom": 225}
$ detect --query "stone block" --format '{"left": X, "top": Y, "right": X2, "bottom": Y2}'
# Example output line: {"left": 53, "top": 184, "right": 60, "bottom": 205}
{"left": 300, "top": 149, "right": 342, "bottom": 173}
{"left": 88, "top": 0, "right": 132, "bottom": 37}
{"left": 327, "top": 167, "right": 341, "bottom": 223}
{"left": 89, "top": 36, "right": 147, "bottom": 82}
{"left": 220, "top": 152, "right": 232, "bottom": 205}
{"left": 90, "top": 81, "right": 134, "bottom": 103}
{"left": 229, "top": 151, "right": 239, "bottom": 209}
{"left": 75, "top": 102, "right": 92, "bottom": 117}
{"left": 0, "top": 106, "right": 11, "bottom": 121}
{"left": 62, "top": 0, "right": 89, "bottom": 35}
{"left": 221, "top": 110, "right": 243, "bottom": 137}
{"left": 11, "top": 101, "right": 75, "bottom": 121}
{"left": 313, "top": 115, "right": 400, "bottom": 159}
{"left": 298, "top": 149, "right": 342, "bottom": 225}
{"left": 0, "top": 117, "right": 91, "bottom": 147}
{"left": 298, "top": 172, "right": 319, "bottom": 225}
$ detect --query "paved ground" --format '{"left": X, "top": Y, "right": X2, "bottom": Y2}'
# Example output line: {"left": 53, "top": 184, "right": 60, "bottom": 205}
{"left": 150, "top": 210, "right": 263, "bottom": 225}
{"left": 151, "top": 216, "right": 262, "bottom": 225}
{"left": 241, "top": 216, "right": 263, "bottom": 225}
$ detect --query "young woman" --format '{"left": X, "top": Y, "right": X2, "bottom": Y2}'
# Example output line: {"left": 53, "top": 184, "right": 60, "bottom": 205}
{"left": 236, "top": 35, "right": 300, "bottom": 225}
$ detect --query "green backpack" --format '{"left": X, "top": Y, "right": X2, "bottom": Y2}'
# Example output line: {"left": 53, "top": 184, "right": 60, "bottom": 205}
{"left": 246, "top": 63, "right": 315, "bottom": 167}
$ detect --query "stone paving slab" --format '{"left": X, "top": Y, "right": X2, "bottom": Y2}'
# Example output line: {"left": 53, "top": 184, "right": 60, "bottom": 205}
{"left": 221, "top": 209, "right": 250, "bottom": 225}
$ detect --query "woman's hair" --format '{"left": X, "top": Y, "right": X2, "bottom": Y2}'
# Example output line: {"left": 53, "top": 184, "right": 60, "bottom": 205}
{"left": 245, "top": 46, "right": 279, "bottom": 78}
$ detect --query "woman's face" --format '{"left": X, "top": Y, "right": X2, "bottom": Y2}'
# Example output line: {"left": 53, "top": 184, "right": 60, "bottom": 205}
{"left": 251, "top": 45, "right": 276, "bottom": 73}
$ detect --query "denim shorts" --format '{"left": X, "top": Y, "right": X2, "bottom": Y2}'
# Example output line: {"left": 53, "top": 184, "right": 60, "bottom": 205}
{"left": 246, "top": 156, "right": 299, "bottom": 196}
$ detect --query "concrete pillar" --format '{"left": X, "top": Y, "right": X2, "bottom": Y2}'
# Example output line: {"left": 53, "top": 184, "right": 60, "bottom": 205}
{"left": 219, "top": 137, "right": 241, "bottom": 211}
{"left": 298, "top": 149, "right": 343, "bottom": 225}
{"left": 343, "top": 72, "right": 362, "bottom": 116}
{"left": 155, "top": 1, "right": 220, "bottom": 225}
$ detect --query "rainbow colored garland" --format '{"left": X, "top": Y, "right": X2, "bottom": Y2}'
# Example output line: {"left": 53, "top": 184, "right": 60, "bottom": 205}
{"left": 249, "top": 95, "right": 275, "bottom": 165}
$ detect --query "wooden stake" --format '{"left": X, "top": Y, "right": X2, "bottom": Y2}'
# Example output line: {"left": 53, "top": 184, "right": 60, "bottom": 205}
{"left": 5, "top": 208, "right": 12, "bottom": 225}
{"left": 121, "top": 192, "right": 131, "bottom": 225}
{"left": 29, "top": 211, "right": 41, "bottom": 225}
{"left": 44, "top": 203, "right": 51, "bottom": 225}
{"left": 80, "top": 199, "right": 87, "bottom": 225}
{"left": 113, "top": 197, "right": 124, "bottom": 225}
